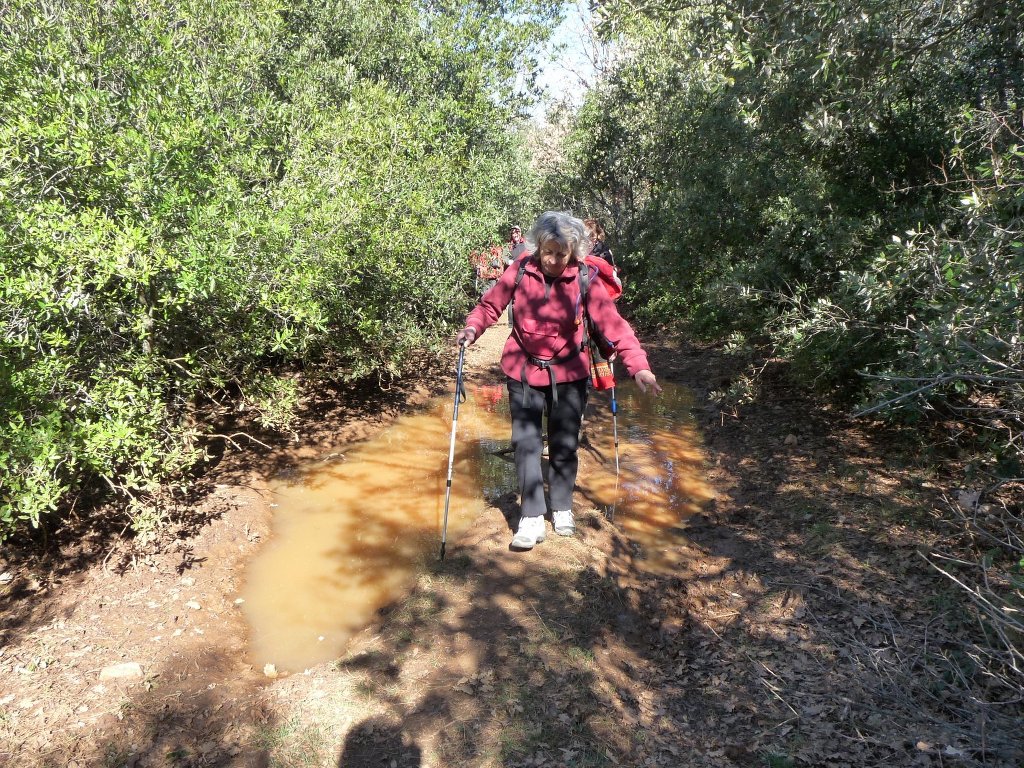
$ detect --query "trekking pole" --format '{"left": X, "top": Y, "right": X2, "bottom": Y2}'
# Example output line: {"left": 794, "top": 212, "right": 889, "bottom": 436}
{"left": 440, "top": 341, "right": 468, "bottom": 561}
{"left": 611, "top": 385, "right": 620, "bottom": 475}
{"left": 610, "top": 360, "right": 620, "bottom": 475}
{"left": 607, "top": 472, "right": 620, "bottom": 523}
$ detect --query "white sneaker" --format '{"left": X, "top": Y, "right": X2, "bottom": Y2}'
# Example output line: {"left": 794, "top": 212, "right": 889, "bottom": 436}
{"left": 510, "top": 515, "right": 546, "bottom": 550}
{"left": 552, "top": 509, "right": 575, "bottom": 536}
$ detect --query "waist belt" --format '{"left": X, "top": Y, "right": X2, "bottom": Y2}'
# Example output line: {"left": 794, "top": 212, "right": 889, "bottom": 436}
{"left": 518, "top": 348, "right": 581, "bottom": 408}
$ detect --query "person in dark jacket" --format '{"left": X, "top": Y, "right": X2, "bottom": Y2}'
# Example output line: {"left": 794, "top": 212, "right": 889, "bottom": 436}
{"left": 583, "top": 218, "right": 615, "bottom": 268}
{"left": 501, "top": 225, "right": 528, "bottom": 323}
{"left": 507, "top": 224, "right": 528, "bottom": 263}
{"left": 456, "top": 211, "right": 661, "bottom": 550}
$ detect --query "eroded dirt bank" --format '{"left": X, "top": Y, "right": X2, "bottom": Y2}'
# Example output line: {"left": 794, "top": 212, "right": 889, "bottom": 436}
{"left": 1, "top": 325, "right": 1019, "bottom": 768}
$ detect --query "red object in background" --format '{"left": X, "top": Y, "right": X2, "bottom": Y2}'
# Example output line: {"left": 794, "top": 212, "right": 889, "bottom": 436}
{"left": 469, "top": 249, "right": 502, "bottom": 280}
{"left": 475, "top": 383, "right": 505, "bottom": 411}
{"left": 485, "top": 246, "right": 505, "bottom": 279}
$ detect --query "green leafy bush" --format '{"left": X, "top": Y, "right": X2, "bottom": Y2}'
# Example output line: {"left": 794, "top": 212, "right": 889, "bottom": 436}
{"left": 549, "top": 3, "right": 1023, "bottom": 718}
{"left": 549, "top": 0, "right": 1021, "bottom": 473}
{"left": 0, "top": 0, "right": 551, "bottom": 539}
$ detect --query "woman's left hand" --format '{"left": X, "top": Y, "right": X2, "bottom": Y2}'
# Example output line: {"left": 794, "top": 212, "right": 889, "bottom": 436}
{"left": 634, "top": 370, "right": 662, "bottom": 395}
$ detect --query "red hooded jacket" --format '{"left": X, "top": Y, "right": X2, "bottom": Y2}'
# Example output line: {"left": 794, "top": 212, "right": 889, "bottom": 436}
{"left": 464, "top": 254, "right": 650, "bottom": 387}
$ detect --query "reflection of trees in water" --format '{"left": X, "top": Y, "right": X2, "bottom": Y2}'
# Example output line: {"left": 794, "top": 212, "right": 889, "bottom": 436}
{"left": 462, "top": 385, "right": 517, "bottom": 503}
{"left": 473, "top": 438, "right": 518, "bottom": 502}
{"left": 578, "top": 382, "right": 713, "bottom": 571}
{"left": 243, "top": 387, "right": 513, "bottom": 670}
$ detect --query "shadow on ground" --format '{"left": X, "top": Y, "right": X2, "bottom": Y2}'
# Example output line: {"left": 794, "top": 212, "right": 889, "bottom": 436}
{"left": 314, "top": 343, "right": 1021, "bottom": 767}
{"left": 37, "top": 339, "right": 1023, "bottom": 768}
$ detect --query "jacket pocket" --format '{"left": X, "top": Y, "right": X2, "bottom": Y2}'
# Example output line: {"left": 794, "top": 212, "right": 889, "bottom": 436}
{"left": 519, "top": 318, "right": 570, "bottom": 358}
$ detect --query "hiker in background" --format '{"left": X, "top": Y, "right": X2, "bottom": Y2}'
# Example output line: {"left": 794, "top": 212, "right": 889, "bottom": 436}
{"left": 502, "top": 225, "right": 528, "bottom": 323}
{"left": 583, "top": 218, "right": 615, "bottom": 268}
{"left": 583, "top": 224, "right": 622, "bottom": 304}
{"left": 472, "top": 245, "right": 504, "bottom": 296}
{"left": 507, "top": 224, "right": 528, "bottom": 263}
{"left": 455, "top": 211, "right": 661, "bottom": 551}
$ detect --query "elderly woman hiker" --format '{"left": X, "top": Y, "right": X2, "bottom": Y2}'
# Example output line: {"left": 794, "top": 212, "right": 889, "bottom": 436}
{"left": 456, "top": 211, "right": 662, "bottom": 550}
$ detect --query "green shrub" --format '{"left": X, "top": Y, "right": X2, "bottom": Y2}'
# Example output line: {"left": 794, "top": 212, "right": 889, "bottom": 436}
{"left": 0, "top": 0, "right": 551, "bottom": 539}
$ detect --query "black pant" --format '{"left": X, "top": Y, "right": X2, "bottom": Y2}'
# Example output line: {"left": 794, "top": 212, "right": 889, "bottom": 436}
{"left": 506, "top": 377, "right": 589, "bottom": 518}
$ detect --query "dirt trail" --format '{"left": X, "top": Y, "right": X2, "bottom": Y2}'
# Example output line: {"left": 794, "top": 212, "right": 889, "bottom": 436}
{"left": 1, "top": 323, "right": 1019, "bottom": 768}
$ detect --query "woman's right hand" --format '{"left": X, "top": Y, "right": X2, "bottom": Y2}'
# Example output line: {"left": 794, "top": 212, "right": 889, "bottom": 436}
{"left": 456, "top": 327, "right": 477, "bottom": 347}
{"left": 634, "top": 369, "right": 662, "bottom": 395}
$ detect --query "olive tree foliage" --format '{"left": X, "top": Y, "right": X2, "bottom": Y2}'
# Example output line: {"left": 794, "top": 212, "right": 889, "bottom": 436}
{"left": 0, "top": 0, "right": 554, "bottom": 537}
{"left": 549, "top": 0, "right": 1023, "bottom": 708}
{"left": 552, "top": 0, "right": 1022, "bottom": 474}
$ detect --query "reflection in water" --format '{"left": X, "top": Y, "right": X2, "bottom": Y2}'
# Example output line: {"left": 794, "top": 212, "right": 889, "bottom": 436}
{"left": 241, "top": 380, "right": 712, "bottom": 671}
{"left": 240, "top": 387, "right": 511, "bottom": 672}
{"left": 578, "top": 382, "right": 715, "bottom": 573}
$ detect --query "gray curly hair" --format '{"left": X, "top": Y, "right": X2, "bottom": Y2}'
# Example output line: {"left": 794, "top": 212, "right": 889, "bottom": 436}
{"left": 525, "top": 211, "right": 591, "bottom": 261}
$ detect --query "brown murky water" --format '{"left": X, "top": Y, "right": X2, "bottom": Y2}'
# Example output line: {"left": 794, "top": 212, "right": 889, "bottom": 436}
{"left": 577, "top": 385, "right": 716, "bottom": 572}
{"left": 241, "top": 381, "right": 711, "bottom": 671}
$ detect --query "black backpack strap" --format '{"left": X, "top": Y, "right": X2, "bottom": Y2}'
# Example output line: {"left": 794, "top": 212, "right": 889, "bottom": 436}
{"left": 578, "top": 262, "right": 591, "bottom": 352}
{"left": 578, "top": 262, "right": 614, "bottom": 364}
{"left": 509, "top": 254, "right": 532, "bottom": 326}
{"left": 514, "top": 256, "right": 530, "bottom": 289}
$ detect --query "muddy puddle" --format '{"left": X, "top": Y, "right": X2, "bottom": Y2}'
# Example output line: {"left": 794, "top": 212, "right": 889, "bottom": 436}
{"left": 577, "top": 385, "right": 716, "bottom": 571}
{"left": 241, "top": 381, "right": 712, "bottom": 672}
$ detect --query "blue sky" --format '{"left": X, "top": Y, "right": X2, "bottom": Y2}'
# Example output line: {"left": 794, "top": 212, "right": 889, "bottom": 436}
{"left": 530, "top": 2, "right": 598, "bottom": 115}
